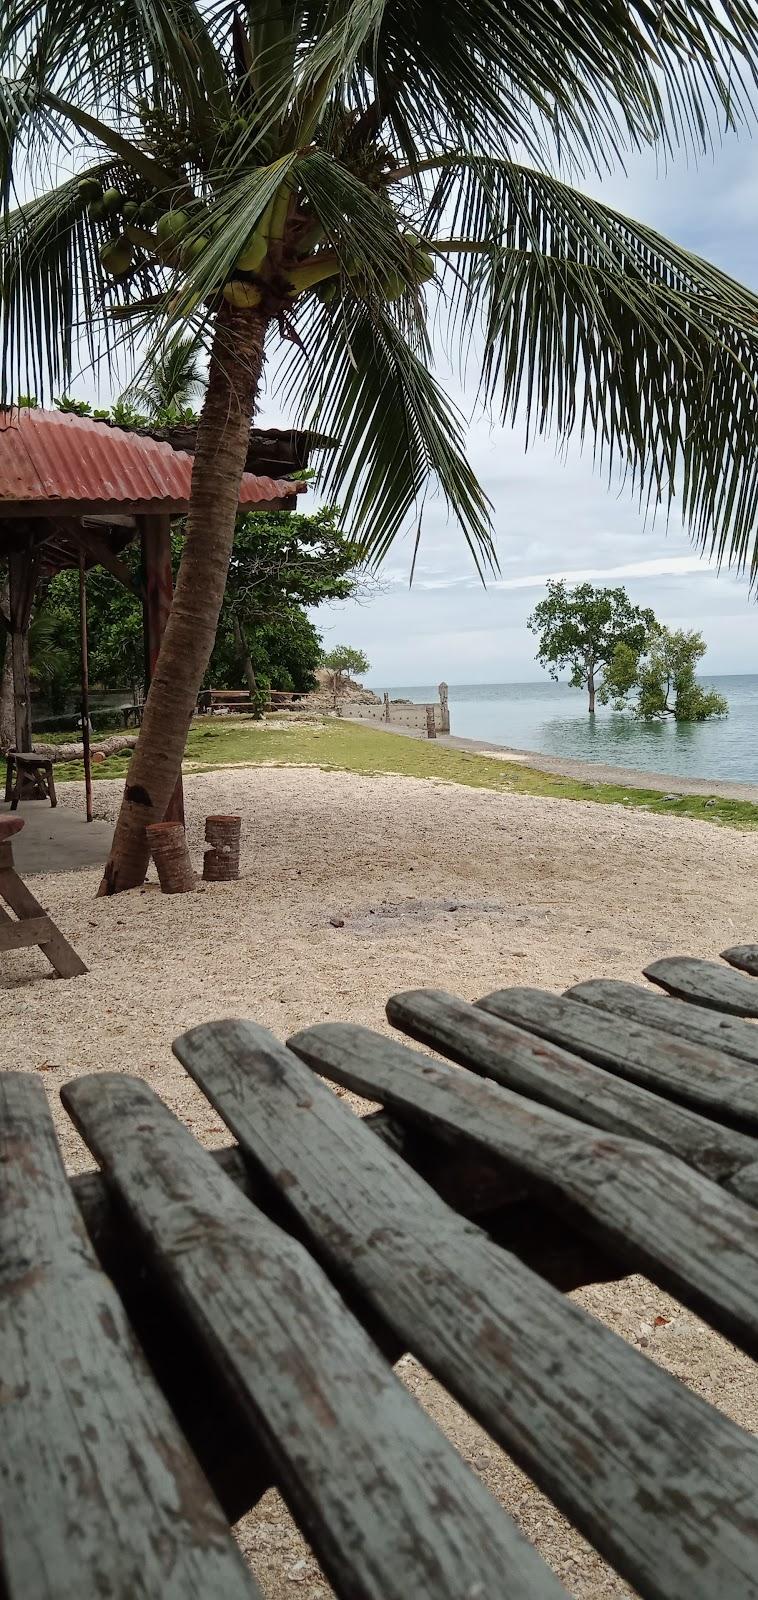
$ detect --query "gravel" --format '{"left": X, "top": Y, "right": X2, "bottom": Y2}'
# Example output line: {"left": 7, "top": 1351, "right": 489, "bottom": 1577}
{"left": 5, "top": 764, "right": 758, "bottom": 1597}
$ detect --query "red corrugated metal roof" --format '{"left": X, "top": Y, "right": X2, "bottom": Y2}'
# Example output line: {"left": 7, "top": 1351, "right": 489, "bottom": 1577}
{"left": 0, "top": 409, "right": 305, "bottom": 511}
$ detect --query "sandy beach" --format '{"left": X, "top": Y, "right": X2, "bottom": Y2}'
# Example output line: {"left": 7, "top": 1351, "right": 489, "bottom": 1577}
{"left": 3, "top": 762, "right": 758, "bottom": 1597}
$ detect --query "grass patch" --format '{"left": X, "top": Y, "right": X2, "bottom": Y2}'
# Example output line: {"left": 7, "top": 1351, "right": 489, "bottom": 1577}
{"left": 48, "top": 715, "right": 758, "bottom": 830}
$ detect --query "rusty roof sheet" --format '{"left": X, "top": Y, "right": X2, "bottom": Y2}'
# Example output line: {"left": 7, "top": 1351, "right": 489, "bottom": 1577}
{"left": 0, "top": 409, "right": 305, "bottom": 512}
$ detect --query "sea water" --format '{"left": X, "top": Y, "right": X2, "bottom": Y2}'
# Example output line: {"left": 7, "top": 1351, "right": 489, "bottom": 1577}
{"left": 374, "top": 676, "right": 758, "bottom": 783}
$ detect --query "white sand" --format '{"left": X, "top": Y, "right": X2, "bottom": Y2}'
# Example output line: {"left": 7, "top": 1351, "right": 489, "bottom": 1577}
{"left": 4, "top": 764, "right": 758, "bottom": 1597}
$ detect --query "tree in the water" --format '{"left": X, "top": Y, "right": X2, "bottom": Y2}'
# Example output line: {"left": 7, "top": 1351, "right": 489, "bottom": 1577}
{"left": 320, "top": 646, "right": 370, "bottom": 707}
{"left": 601, "top": 627, "right": 728, "bottom": 722}
{"left": 528, "top": 581, "right": 656, "bottom": 714}
{"left": 5, "top": 5, "right": 758, "bottom": 888}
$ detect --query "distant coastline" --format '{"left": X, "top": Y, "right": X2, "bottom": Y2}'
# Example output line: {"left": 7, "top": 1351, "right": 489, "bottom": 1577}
{"left": 368, "top": 675, "right": 758, "bottom": 786}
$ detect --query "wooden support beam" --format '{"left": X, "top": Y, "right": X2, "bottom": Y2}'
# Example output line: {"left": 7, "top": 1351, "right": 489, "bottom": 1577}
{"left": 66, "top": 526, "right": 141, "bottom": 595}
{"left": 7, "top": 551, "right": 38, "bottom": 753}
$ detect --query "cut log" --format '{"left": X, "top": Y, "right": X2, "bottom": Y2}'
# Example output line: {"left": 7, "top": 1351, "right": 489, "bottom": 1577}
{"left": 203, "top": 815, "right": 241, "bottom": 882}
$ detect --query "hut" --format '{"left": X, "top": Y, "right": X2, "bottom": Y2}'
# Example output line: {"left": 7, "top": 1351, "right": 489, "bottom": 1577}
{"left": 0, "top": 407, "right": 307, "bottom": 814}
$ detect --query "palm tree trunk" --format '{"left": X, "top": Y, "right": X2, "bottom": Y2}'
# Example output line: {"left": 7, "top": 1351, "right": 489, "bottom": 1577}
{"left": 98, "top": 305, "right": 269, "bottom": 895}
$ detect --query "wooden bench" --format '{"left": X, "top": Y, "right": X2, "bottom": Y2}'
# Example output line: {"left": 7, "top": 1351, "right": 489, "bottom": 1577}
{"left": 197, "top": 689, "right": 307, "bottom": 715}
{"left": 6, "top": 945, "right": 758, "bottom": 1596}
{"left": 0, "top": 817, "right": 87, "bottom": 978}
{"left": 197, "top": 689, "right": 256, "bottom": 714}
{"left": 4, "top": 749, "right": 57, "bottom": 809}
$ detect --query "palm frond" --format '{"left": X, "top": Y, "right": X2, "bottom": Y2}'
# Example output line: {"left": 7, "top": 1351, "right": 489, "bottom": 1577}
{"left": 422, "top": 157, "right": 758, "bottom": 576}
{"left": 0, "top": 165, "right": 163, "bottom": 401}
{"left": 278, "top": 291, "right": 494, "bottom": 572}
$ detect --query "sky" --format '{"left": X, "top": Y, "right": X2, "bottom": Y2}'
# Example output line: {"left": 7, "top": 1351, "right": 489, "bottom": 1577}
{"left": 297, "top": 132, "right": 758, "bottom": 687}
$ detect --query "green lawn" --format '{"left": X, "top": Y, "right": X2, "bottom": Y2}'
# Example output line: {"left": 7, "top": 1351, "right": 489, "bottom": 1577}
{"left": 42, "top": 715, "right": 758, "bottom": 830}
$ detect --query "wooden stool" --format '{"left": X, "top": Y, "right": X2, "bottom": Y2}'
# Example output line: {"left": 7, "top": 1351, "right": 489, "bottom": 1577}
{"left": 0, "top": 818, "right": 87, "bottom": 979}
{"left": 5, "top": 750, "right": 58, "bottom": 810}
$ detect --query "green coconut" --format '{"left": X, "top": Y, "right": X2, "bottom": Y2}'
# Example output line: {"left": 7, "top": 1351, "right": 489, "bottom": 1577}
{"left": 381, "top": 270, "right": 407, "bottom": 301}
{"left": 121, "top": 200, "right": 140, "bottom": 223}
{"left": 99, "top": 237, "right": 134, "bottom": 278}
{"left": 411, "top": 249, "right": 435, "bottom": 284}
{"left": 222, "top": 279, "right": 263, "bottom": 308}
{"left": 236, "top": 227, "right": 268, "bottom": 273}
{"left": 101, "top": 188, "right": 124, "bottom": 217}
{"left": 78, "top": 177, "right": 103, "bottom": 203}
{"left": 88, "top": 197, "right": 108, "bottom": 223}
{"left": 316, "top": 279, "right": 337, "bottom": 304}
{"left": 138, "top": 199, "right": 159, "bottom": 227}
{"left": 180, "top": 235, "right": 210, "bottom": 270}
{"left": 156, "top": 209, "right": 191, "bottom": 245}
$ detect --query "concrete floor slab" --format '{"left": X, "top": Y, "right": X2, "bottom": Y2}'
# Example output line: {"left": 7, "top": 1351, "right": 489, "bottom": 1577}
{"left": 0, "top": 802, "right": 113, "bottom": 876}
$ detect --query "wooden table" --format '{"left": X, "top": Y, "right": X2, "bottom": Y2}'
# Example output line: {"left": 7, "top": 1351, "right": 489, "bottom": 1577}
{"left": 5, "top": 948, "right": 758, "bottom": 1598}
{"left": 0, "top": 817, "right": 86, "bottom": 978}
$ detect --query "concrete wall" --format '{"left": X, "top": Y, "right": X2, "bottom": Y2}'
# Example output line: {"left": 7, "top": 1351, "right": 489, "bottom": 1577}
{"left": 346, "top": 690, "right": 450, "bottom": 735}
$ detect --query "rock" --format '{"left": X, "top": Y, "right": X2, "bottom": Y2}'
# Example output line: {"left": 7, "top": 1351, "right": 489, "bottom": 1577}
{"left": 329, "top": 916, "right": 345, "bottom": 928}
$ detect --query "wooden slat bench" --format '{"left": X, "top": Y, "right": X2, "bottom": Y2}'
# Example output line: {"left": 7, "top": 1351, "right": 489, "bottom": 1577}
{"left": 7, "top": 944, "right": 758, "bottom": 1596}
{"left": 197, "top": 689, "right": 256, "bottom": 714}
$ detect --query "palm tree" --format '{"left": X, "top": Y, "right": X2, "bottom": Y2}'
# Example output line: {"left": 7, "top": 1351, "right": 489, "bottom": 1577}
{"left": 125, "top": 333, "right": 204, "bottom": 418}
{"left": 4, "top": 2, "right": 758, "bottom": 891}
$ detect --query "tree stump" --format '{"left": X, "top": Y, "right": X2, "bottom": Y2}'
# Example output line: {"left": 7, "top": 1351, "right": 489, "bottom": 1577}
{"left": 146, "top": 822, "right": 195, "bottom": 894}
{"left": 203, "top": 816, "right": 241, "bottom": 882}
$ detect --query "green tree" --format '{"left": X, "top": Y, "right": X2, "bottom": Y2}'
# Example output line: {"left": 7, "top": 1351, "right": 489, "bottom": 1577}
{"left": 224, "top": 505, "right": 362, "bottom": 694}
{"left": 320, "top": 645, "right": 370, "bottom": 707}
{"left": 5, "top": 8, "right": 758, "bottom": 888}
{"left": 42, "top": 508, "right": 360, "bottom": 703}
{"left": 528, "top": 580, "right": 656, "bottom": 714}
{"left": 602, "top": 627, "right": 728, "bottom": 722}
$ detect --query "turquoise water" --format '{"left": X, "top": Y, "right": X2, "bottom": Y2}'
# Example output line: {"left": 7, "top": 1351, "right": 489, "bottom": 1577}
{"left": 376, "top": 676, "right": 758, "bottom": 783}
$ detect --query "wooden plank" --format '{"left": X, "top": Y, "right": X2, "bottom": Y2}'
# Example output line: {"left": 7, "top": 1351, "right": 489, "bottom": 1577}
{"left": 567, "top": 976, "right": 758, "bottom": 1064}
{"left": 176, "top": 1019, "right": 758, "bottom": 1600}
{"left": 722, "top": 945, "right": 758, "bottom": 977}
{"left": 284, "top": 1018, "right": 758, "bottom": 1359}
{"left": 0, "top": 866, "right": 87, "bottom": 978}
{"left": 644, "top": 956, "right": 758, "bottom": 1016}
{"left": 470, "top": 984, "right": 758, "bottom": 1132}
{"left": 0, "top": 913, "right": 55, "bottom": 952}
{"left": 62, "top": 1072, "right": 563, "bottom": 1600}
{"left": 0, "top": 1073, "right": 260, "bottom": 1600}
{"left": 386, "top": 987, "right": 758, "bottom": 1176}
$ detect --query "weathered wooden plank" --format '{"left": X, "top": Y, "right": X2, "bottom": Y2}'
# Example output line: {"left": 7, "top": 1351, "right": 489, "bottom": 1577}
{"left": 0, "top": 913, "right": 55, "bottom": 952}
{"left": 63, "top": 1073, "right": 564, "bottom": 1600}
{"left": 286, "top": 1017, "right": 758, "bottom": 1359}
{"left": 722, "top": 945, "right": 758, "bottom": 977}
{"left": 0, "top": 1073, "right": 260, "bottom": 1600}
{"left": 645, "top": 956, "right": 758, "bottom": 1016}
{"left": 470, "top": 983, "right": 758, "bottom": 1132}
{"left": 0, "top": 866, "right": 87, "bottom": 978}
{"left": 386, "top": 986, "right": 758, "bottom": 1176}
{"left": 567, "top": 976, "right": 758, "bottom": 1064}
{"left": 176, "top": 1019, "right": 758, "bottom": 1600}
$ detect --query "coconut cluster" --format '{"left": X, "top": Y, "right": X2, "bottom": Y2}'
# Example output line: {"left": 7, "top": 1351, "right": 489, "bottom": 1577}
{"left": 80, "top": 177, "right": 436, "bottom": 309}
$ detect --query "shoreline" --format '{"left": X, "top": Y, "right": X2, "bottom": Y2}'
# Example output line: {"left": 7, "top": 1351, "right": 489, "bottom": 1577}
{"left": 354, "top": 716, "right": 758, "bottom": 802}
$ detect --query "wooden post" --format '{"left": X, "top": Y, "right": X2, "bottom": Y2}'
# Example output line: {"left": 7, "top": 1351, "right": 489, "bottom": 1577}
{"left": 140, "top": 514, "right": 184, "bottom": 826}
{"left": 426, "top": 706, "right": 437, "bottom": 739}
{"left": 8, "top": 552, "right": 36, "bottom": 754}
{"left": 78, "top": 552, "right": 93, "bottom": 823}
{"left": 146, "top": 822, "right": 195, "bottom": 894}
{"left": 383, "top": 692, "right": 390, "bottom": 723}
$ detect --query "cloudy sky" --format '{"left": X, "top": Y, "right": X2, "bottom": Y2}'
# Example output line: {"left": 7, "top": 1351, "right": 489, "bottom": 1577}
{"left": 295, "top": 132, "right": 758, "bottom": 687}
